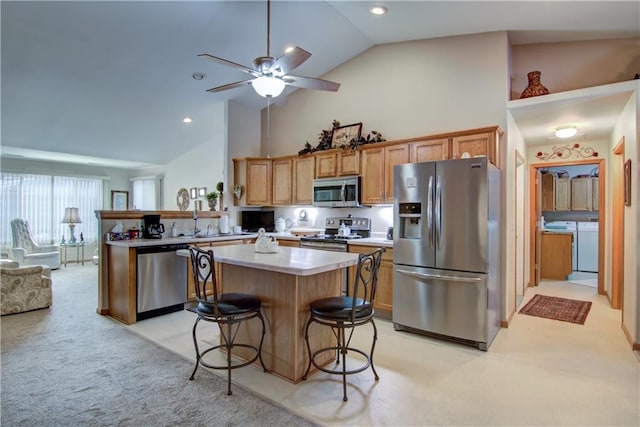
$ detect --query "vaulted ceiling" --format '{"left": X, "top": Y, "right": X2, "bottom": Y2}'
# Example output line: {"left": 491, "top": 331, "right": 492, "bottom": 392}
{"left": 2, "top": 1, "right": 638, "bottom": 168}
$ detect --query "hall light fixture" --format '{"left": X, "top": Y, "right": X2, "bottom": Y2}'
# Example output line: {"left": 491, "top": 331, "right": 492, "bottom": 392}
{"left": 183, "top": 117, "right": 192, "bottom": 123}
{"left": 555, "top": 126, "right": 578, "bottom": 139}
{"left": 370, "top": 6, "right": 387, "bottom": 15}
{"left": 251, "top": 76, "right": 286, "bottom": 98}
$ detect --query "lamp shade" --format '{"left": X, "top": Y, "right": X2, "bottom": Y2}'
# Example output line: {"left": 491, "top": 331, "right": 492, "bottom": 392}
{"left": 251, "top": 76, "right": 285, "bottom": 98}
{"left": 62, "top": 207, "right": 82, "bottom": 224}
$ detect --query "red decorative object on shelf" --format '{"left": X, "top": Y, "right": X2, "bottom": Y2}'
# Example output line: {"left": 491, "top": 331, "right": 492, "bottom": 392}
{"left": 536, "top": 143, "right": 598, "bottom": 161}
{"left": 520, "top": 71, "right": 550, "bottom": 99}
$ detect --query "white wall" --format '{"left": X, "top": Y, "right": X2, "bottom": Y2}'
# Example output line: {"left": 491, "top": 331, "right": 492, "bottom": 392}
{"left": 161, "top": 102, "right": 226, "bottom": 211}
{"left": 611, "top": 89, "right": 639, "bottom": 344}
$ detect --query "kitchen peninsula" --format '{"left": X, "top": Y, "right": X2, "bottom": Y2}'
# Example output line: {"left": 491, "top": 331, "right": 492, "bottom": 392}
{"left": 178, "top": 244, "right": 360, "bottom": 383}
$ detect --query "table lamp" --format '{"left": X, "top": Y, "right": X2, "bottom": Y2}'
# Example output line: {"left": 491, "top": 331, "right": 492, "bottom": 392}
{"left": 62, "top": 207, "right": 82, "bottom": 243}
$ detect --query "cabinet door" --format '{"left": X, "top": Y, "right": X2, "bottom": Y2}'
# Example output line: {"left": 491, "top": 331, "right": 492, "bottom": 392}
{"left": 411, "top": 138, "right": 449, "bottom": 162}
{"left": 360, "top": 147, "right": 385, "bottom": 204}
{"left": 591, "top": 177, "right": 599, "bottom": 210}
{"left": 555, "top": 178, "right": 571, "bottom": 211}
{"left": 246, "top": 159, "right": 272, "bottom": 206}
{"left": 338, "top": 150, "right": 359, "bottom": 176}
{"left": 384, "top": 144, "right": 410, "bottom": 203}
{"left": 315, "top": 152, "right": 337, "bottom": 178}
{"left": 571, "top": 178, "right": 592, "bottom": 210}
{"left": 451, "top": 129, "right": 500, "bottom": 167}
{"left": 541, "top": 174, "right": 555, "bottom": 211}
{"left": 293, "top": 156, "right": 315, "bottom": 205}
{"left": 347, "top": 245, "right": 393, "bottom": 315}
{"left": 272, "top": 158, "right": 292, "bottom": 206}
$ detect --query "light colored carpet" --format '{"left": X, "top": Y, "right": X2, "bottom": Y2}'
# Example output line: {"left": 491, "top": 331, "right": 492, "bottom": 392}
{"left": 1, "top": 264, "right": 317, "bottom": 426}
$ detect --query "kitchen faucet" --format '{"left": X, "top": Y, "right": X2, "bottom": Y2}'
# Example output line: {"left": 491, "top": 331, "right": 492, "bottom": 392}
{"left": 207, "top": 225, "right": 213, "bottom": 235}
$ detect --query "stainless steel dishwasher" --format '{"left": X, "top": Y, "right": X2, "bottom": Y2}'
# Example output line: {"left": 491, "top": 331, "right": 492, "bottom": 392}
{"left": 136, "top": 243, "right": 188, "bottom": 320}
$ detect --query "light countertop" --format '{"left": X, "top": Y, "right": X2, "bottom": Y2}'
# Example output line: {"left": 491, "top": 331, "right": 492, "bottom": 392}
{"left": 105, "top": 232, "right": 300, "bottom": 247}
{"left": 177, "top": 244, "right": 359, "bottom": 276}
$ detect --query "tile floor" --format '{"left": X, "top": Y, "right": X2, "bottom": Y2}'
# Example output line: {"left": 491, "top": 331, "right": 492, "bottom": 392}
{"left": 128, "top": 280, "right": 639, "bottom": 426}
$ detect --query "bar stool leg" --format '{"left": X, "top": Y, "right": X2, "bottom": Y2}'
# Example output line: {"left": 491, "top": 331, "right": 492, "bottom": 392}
{"left": 189, "top": 318, "right": 202, "bottom": 380}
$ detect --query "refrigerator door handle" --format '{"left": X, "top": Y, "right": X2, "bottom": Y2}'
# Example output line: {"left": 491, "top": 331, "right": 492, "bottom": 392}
{"left": 435, "top": 176, "right": 442, "bottom": 249}
{"left": 427, "top": 175, "right": 434, "bottom": 248}
{"left": 396, "top": 269, "right": 482, "bottom": 283}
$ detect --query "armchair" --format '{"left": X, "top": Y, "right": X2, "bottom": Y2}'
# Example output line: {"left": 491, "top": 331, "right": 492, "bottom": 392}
{"left": 1, "top": 262, "right": 52, "bottom": 315}
{"left": 10, "top": 218, "right": 61, "bottom": 269}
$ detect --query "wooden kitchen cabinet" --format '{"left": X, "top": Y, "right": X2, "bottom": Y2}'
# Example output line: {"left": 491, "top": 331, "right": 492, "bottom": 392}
{"left": 571, "top": 177, "right": 598, "bottom": 211}
{"left": 361, "top": 143, "right": 410, "bottom": 204}
{"left": 338, "top": 150, "right": 359, "bottom": 176}
{"left": 410, "top": 138, "right": 450, "bottom": 162}
{"left": 451, "top": 127, "right": 502, "bottom": 167}
{"left": 293, "top": 155, "right": 315, "bottom": 205}
{"left": 541, "top": 173, "right": 555, "bottom": 212}
{"left": 540, "top": 232, "right": 573, "bottom": 280}
{"left": 272, "top": 157, "right": 293, "bottom": 206}
{"left": 315, "top": 152, "right": 337, "bottom": 178}
{"left": 554, "top": 177, "right": 571, "bottom": 211}
{"left": 233, "top": 158, "right": 272, "bottom": 206}
{"left": 348, "top": 245, "right": 394, "bottom": 317}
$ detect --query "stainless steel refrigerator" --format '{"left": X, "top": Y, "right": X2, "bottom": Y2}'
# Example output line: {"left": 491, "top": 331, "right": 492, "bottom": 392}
{"left": 392, "top": 157, "right": 501, "bottom": 350}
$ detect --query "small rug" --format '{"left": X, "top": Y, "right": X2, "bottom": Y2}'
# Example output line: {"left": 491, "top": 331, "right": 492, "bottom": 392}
{"left": 519, "top": 294, "right": 592, "bottom": 325}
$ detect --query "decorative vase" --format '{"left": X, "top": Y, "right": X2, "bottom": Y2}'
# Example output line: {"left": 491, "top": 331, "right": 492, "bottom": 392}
{"left": 207, "top": 198, "right": 217, "bottom": 211}
{"left": 520, "top": 70, "right": 550, "bottom": 99}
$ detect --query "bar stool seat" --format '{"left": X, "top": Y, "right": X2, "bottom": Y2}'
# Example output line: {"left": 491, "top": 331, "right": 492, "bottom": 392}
{"left": 302, "top": 247, "right": 385, "bottom": 401}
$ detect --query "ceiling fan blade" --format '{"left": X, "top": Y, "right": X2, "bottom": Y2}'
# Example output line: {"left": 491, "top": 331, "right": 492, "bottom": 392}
{"left": 283, "top": 75, "right": 340, "bottom": 92}
{"left": 270, "top": 47, "right": 311, "bottom": 75}
{"left": 205, "top": 79, "right": 254, "bottom": 93}
{"left": 198, "top": 53, "right": 259, "bottom": 76}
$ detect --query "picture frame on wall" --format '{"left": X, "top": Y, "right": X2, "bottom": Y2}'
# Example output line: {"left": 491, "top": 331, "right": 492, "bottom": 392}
{"left": 624, "top": 159, "right": 631, "bottom": 206}
{"left": 190, "top": 187, "right": 197, "bottom": 199}
{"left": 111, "top": 190, "right": 128, "bottom": 211}
{"left": 331, "top": 122, "right": 362, "bottom": 148}
{"left": 198, "top": 187, "right": 207, "bottom": 197}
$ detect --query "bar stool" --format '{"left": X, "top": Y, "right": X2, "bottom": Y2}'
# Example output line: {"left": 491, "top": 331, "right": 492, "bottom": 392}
{"left": 302, "top": 247, "right": 385, "bottom": 401}
{"left": 188, "top": 246, "right": 267, "bottom": 395}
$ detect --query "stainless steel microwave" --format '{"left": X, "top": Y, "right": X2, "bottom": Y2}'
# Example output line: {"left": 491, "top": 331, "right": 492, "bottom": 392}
{"left": 312, "top": 176, "right": 361, "bottom": 207}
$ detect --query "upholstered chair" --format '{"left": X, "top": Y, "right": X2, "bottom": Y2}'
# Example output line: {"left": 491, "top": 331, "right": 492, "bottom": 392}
{"left": 1, "top": 262, "right": 52, "bottom": 315}
{"left": 10, "top": 218, "right": 61, "bottom": 269}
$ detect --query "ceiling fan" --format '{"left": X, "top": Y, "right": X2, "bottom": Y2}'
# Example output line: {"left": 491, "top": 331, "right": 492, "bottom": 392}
{"left": 198, "top": 0, "right": 340, "bottom": 99}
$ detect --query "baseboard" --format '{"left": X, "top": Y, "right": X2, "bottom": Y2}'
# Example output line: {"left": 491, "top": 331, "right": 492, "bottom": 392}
{"left": 621, "top": 322, "right": 640, "bottom": 350}
{"left": 501, "top": 309, "right": 516, "bottom": 328}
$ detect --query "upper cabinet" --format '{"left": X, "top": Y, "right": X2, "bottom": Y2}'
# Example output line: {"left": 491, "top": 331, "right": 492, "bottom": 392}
{"left": 554, "top": 178, "right": 571, "bottom": 211}
{"left": 233, "top": 158, "right": 272, "bottom": 206}
{"left": 293, "top": 156, "right": 315, "bottom": 205}
{"left": 272, "top": 157, "right": 293, "bottom": 206}
{"left": 571, "top": 177, "right": 598, "bottom": 211}
{"left": 234, "top": 125, "right": 502, "bottom": 207}
{"left": 361, "top": 143, "right": 410, "bottom": 204}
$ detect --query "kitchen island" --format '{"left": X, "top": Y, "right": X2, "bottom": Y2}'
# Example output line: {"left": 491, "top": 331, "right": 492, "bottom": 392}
{"left": 178, "top": 244, "right": 360, "bottom": 383}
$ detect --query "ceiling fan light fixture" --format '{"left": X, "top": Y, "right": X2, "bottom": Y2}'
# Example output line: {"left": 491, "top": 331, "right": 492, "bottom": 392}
{"left": 252, "top": 76, "right": 285, "bottom": 98}
{"left": 555, "top": 126, "right": 578, "bottom": 139}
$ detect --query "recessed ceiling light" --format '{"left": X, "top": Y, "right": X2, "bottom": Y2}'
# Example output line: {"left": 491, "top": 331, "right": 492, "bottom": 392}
{"left": 183, "top": 117, "right": 192, "bottom": 124}
{"left": 370, "top": 6, "right": 387, "bottom": 15}
{"left": 192, "top": 72, "right": 206, "bottom": 80}
{"left": 555, "top": 126, "right": 577, "bottom": 138}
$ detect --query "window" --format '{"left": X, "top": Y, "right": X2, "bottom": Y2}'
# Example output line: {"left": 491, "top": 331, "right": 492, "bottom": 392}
{"left": 1, "top": 172, "right": 103, "bottom": 247}
{"left": 131, "top": 176, "right": 159, "bottom": 210}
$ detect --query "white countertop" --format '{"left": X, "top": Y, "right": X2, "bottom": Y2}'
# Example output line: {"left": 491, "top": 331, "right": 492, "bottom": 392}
{"left": 105, "top": 232, "right": 300, "bottom": 247}
{"left": 177, "top": 244, "right": 359, "bottom": 276}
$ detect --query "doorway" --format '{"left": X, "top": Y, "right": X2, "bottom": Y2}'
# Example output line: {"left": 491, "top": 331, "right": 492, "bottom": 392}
{"left": 528, "top": 158, "right": 605, "bottom": 296}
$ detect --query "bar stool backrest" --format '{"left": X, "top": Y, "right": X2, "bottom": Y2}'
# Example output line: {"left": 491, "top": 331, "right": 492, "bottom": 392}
{"left": 350, "top": 247, "right": 385, "bottom": 317}
{"left": 189, "top": 246, "right": 222, "bottom": 316}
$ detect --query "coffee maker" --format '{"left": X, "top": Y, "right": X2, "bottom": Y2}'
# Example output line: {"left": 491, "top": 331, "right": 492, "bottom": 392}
{"left": 143, "top": 215, "right": 165, "bottom": 239}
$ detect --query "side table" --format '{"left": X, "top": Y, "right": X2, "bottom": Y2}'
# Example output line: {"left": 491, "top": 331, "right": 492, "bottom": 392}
{"left": 60, "top": 242, "right": 86, "bottom": 267}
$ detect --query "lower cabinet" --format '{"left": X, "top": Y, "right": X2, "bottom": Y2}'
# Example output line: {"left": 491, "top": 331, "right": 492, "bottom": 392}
{"left": 347, "top": 245, "right": 394, "bottom": 317}
{"left": 277, "top": 239, "right": 300, "bottom": 248}
{"left": 186, "top": 239, "right": 249, "bottom": 301}
{"left": 540, "top": 232, "right": 573, "bottom": 280}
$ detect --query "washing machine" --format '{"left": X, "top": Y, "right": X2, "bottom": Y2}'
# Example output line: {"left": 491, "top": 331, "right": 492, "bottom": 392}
{"left": 577, "top": 222, "right": 598, "bottom": 272}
